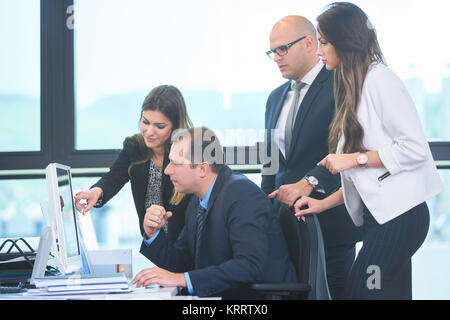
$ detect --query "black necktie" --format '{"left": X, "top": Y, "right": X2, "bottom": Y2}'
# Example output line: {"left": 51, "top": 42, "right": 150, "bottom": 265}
{"left": 194, "top": 205, "right": 207, "bottom": 269}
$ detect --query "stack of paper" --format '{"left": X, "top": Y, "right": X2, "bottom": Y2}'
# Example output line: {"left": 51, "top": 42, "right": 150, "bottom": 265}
{"left": 31, "top": 273, "right": 129, "bottom": 295}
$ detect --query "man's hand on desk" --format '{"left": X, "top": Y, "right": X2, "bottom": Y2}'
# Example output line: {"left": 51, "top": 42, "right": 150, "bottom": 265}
{"left": 132, "top": 267, "right": 186, "bottom": 288}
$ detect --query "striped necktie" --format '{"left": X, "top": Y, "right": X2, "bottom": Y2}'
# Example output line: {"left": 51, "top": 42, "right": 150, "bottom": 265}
{"left": 285, "top": 81, "right": 306, "bottom": 159}
{"left": 194, "top": 205, "right": 207, "bottom": 268}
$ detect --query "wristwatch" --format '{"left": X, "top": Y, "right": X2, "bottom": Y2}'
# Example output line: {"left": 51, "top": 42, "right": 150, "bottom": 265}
{"left": 304, "top": 176, "right": 319, "bottom": 188}
{"left": 357, "top": 152, "right": 369, "bottom": 168}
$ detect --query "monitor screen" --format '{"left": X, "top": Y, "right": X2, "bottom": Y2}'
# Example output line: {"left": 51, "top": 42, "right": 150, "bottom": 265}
{"left": 56, "top": 167, "right": 80, "bottom": 258}
{"left": 45, "top": 163, "right": 83, "bottom": 274}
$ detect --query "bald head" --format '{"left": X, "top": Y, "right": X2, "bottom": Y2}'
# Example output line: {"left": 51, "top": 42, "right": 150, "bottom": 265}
{"left": 269, "top": 16, "right": 319, "bottom": 81}
{"left": 271, "top": 16, "right": 318, "bottom": 50}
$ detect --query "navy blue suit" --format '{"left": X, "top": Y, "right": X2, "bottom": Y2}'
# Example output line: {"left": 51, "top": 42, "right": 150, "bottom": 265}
{"left": 262, "top": 66, "right": 361, "bottom": 299}
{"left": 140, "top": 166, "right": 296, "bottom": 298}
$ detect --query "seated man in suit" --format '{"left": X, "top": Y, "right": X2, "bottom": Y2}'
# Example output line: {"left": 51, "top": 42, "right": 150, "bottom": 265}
{"left": 132, "top": 127, "right": 296, "bottom": 298}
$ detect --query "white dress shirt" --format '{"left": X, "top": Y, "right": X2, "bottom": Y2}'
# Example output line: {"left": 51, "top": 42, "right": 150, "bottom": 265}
{"left": 275, "top": 61, "right": 323, "bottom": 158}
{"left": 339, "top": 63, "right": 443, "bottom": 226}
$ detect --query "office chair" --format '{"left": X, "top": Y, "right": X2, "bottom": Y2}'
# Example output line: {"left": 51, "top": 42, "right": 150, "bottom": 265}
{"left": 248, "top": 206, "right": 331, "bottom": 300}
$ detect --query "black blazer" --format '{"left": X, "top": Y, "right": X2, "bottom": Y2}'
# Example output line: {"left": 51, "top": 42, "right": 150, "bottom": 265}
{"left": 140, "top": 166, "right": 296, "bottom": 298}
{"left": 92, "top": 136, "right": 191, "bottom": 243}
{"left": 262, "top": 66, "right": 361, "bottom": 247}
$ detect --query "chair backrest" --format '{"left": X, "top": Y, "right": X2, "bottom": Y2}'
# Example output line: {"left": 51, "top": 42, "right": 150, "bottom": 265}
{"left": 279, "top": 206, "right": 331, "bottom": 300}
{"left": 279, "top": 206, "right": 309, "bottom": 283}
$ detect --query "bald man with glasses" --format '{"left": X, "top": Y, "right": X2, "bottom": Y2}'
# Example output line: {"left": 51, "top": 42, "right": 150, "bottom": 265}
{"left": 262, "top": 15, "right": 361, "bottom": 300}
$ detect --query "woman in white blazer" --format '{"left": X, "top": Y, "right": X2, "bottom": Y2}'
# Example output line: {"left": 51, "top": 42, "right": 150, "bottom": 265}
{"left": 294, "top": 2, "right": 443, "bottom": 299}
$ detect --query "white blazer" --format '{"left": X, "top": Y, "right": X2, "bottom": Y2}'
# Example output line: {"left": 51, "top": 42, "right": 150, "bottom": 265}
{"left": 339, "top": 63, "right": 443, "bottom": 226}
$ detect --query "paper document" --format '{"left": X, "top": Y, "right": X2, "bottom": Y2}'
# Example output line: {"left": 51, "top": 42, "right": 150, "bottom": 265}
{"left": 48, "top": 282, "right": 129, "bottom": 292}
{"left": 25, "top": 287, "right": 131, "bottom": 296}
{"left": 33, "top": 272, "right": 127, "bottom": 288}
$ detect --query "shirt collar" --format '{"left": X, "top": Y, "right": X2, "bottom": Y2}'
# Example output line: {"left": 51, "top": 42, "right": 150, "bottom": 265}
{"left": 199, "top": 177, "right": 217, "bottom": 210}
{"left": 291, "top": 60, "right": 323, "bottom": 90}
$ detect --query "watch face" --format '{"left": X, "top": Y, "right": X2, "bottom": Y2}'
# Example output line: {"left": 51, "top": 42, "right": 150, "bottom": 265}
{"left": 308, "top": 176, "right": 319, "bottom": 186}
{"left": 357, "top": 153, "right": 369, "bottom": 165}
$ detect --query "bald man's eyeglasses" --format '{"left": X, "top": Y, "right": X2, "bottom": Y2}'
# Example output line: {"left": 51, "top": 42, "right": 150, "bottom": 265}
{"left": 266, "top": 36, "right": 306, "bottom": 60}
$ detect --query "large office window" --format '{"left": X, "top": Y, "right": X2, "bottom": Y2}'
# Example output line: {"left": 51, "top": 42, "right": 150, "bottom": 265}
{"left": 0, "top": 179, "right": 46, "bottom": 237}
{"left": 1, "top": 0, "right": 450, "bottom": 299}
{"left": 74, "top": 0, "right": 273, "bottom": 149}
{"left": 413, "top": 169, "right": 450, "bottom": 299}
{"left": 0, "top": 0, "right": 40, "bottom": 152}
{"left": 74, "top": 0, "right": 450, "bottom": 151}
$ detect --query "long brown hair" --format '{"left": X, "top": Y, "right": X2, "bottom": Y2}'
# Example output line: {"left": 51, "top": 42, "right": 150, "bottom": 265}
{"left": 317, "top": 2, "right": 386, "bottom": 153}
{"left": 128, "top": 85, "right": 193, "bottom": 205}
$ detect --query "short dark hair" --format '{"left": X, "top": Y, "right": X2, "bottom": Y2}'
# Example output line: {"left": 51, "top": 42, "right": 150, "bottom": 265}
{"left": 173, "top": 127, "right": 225, "bottom": 173}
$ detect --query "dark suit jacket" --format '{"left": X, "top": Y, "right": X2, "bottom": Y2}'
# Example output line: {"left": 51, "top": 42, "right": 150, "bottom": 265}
{"left": 92, "top": 136, "right": 191, "bottom": 243}
{"left": 140, "top": 166, "right": 296, "bottom": 298}
{"left": 262, "top": 66, "right": 361, "bottom": 247}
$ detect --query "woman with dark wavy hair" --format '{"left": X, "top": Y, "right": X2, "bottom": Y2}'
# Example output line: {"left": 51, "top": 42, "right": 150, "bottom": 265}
{"left": 75, "top": 85, "right": 193, "bottom": 244}
{"left": 294, "top": 2, "right": 443, "bottom": 299}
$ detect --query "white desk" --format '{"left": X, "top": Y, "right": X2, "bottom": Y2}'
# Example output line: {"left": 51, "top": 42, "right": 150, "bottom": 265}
{"left": 0, "top": 286, "right": 179, "bottom": 300}
{"left": 1, "top": 237, "right": 220, "bottom": 300}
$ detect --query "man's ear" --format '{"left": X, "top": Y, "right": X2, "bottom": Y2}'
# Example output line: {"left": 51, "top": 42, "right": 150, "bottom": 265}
{"left": 304, "top": 35, "right": 316, "bottom": 53}
{"left": 198, "top": 162, "right": 210, "bottom": 178}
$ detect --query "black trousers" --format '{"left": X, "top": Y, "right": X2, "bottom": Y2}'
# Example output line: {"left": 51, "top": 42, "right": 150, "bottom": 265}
{"left": 325, "top": 243, "right": 356, "bottom": 300}
{"left": 342, "top": 202, "right": 430, "bottom": 300}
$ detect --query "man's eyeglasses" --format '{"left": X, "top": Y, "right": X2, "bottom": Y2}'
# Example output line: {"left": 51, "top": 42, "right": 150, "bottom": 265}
{"left": 266, "top": 36, "right": 306, "bottom": 60}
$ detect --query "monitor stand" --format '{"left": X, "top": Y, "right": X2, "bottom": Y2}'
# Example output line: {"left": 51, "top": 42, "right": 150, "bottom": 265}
{"left": 30, "top": 226, "right": 52, "bottom": 285}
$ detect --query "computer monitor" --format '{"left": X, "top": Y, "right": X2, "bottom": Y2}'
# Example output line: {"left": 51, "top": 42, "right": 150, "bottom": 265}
{"left": 45, "top": 163, "right": 82, "bottom": 274}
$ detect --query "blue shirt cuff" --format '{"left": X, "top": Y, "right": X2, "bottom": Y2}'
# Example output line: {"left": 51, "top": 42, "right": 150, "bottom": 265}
{"left": 184, "top": 272, "right": 194, "bottom": 295}
{"left": 143, "top": 230, "right": 160, "bottom": 247}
